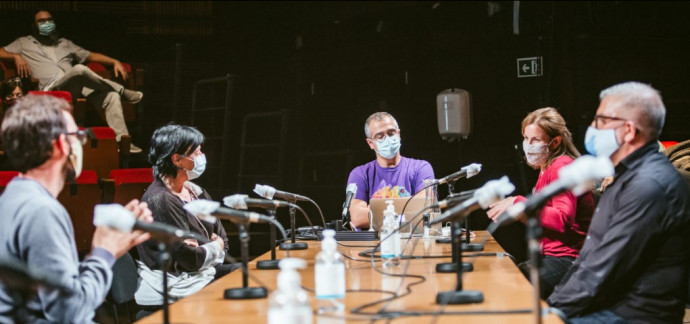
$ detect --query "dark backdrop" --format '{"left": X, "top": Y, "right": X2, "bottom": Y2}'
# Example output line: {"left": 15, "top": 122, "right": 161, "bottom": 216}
{"left": 2, "top": 1, "right": 689, "bottom": 260}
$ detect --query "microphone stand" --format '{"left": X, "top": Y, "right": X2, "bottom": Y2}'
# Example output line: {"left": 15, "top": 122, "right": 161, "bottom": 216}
{"left": 224, "top": 222, "right": 268, "bottom": 299}
{"left": 526, "top": 209, "right": 543, "bottom": 324}
{"left": 436, "top": 220, "right": 473, "bottom": 273}
{"left": 279, "top": 199, "right": 308, "bottom": 250}
{"left": 435, "top": 217, "right": 483, "bottom": 305}
{"left": 155, "top": 239, "right": 174, "bottom": 324}
{"left": 256, "top": 208, "right": 281, "bottom": 270}
{"left": 436, "top": 181, "right": 484, "bottom": 252}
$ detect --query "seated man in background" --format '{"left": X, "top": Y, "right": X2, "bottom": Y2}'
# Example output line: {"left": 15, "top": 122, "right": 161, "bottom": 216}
{"left": 0, "top": 94, "right": 152, "bottom": 323}
{"left": 347, "top": 112, "right": 435, "bottom": 229}
{"left": 0, "top": 10, "right": 144, "bottom": 153}
{"left": 547, "top": 82, "right": 690, "bottom": 323}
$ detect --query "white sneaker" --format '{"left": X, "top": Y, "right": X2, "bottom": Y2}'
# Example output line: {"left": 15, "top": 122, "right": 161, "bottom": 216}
{"left": 129, "top": 144, "right": 142, "bottom": 154}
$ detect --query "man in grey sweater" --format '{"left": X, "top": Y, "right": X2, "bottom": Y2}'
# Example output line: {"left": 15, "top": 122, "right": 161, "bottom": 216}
{"left": 0, "top": 94, "right": 152, "bottom": 323}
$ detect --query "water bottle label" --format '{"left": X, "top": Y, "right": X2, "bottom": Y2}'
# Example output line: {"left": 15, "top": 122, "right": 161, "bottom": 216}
{"left": 315, "top": 263, "right": 345, "bottom": 299}
{"left": 269, "top": 306, "right": 312, "bottom": 324}
{"left": 380, "top": 235, "right": 395, "bottom": 259}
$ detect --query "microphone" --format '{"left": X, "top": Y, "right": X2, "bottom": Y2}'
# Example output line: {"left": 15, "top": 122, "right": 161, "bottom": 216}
{"left": 489, "top": 155, "right": 614, "bottom": 233}
{"left": 429, "top": 189, "right": 477, "bottom": 209}
{"left": 341, "top": 183, "right": 357, "bottom": 219}
{"left": 254, "top": 184, "right": 309, "bottom": 201}
{"left": 435, "top": 163, "right": 482, "bottom": 185}
{"left": 183, "top": 199, "right": 276, "bottom": 224}
{"left": 93, "top": 204, "right": 210, "bottom": 243}
{"left": 430, "top": 176, "right": 515, "bottom": 225}
{"left": 185, "top": 199, "right": 289, "bottom": 241}
{"left": 223, "top": 194, "right": 290, "bottom": 210}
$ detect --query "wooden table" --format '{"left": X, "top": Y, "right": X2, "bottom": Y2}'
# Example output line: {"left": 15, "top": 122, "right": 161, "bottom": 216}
{"left": 137, "top": 232, "right": 563, "bottom": 323}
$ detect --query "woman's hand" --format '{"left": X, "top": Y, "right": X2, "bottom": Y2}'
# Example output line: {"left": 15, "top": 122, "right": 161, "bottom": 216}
{"left": 486, "top": 196, "right": 517, "bottom": 222}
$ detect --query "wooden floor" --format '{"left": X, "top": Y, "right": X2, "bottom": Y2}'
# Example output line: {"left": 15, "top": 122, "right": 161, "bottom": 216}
{"left": 136, "top": 232, "right": 563, "bottom": 323}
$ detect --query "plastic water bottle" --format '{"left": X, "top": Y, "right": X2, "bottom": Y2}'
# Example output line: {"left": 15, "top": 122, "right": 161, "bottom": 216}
{"left": 315, "top": 229, "right": 345, "bottom": 313}
{"left": 392, "top": 214, "right": 402, "bottom": 257}
{"left": 268, "top": 258, "right": 312, "bottom": 324}
{"left": 380, "top": 200, "right": 399, "bottom": 267}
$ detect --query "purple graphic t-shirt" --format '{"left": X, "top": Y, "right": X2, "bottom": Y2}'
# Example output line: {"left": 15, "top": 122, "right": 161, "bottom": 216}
{"left": 347, "top": 156, "right": 435, "bottom": 203}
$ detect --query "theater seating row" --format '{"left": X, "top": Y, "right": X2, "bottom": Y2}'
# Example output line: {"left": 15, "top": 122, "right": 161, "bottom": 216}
{"left": 0, "top": 168, "right": 153, "bottom": 258}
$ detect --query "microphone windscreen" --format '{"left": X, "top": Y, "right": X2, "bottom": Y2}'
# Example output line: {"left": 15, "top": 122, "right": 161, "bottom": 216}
{"left": 223, "top": 194, "right": 248, "bottom": 210}
{"left": 253, "top": 184, "right": 276, "bottom": 199}
{"left": 183, "top": 199, "right": 219, "bottom": 223}
{"left": 346, "top": 183, "right": 357, "bottom": 194}
{"left": 475, "top": 176, "right": 515, "bottom": 209}
{"left": 465, "top": 163, "right": 482, "bottom": 178}
{"left": 93, "top": 204, "right": 135, "bottom": 232}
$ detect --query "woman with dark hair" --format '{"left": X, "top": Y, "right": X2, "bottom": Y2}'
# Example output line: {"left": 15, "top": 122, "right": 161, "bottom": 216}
{"left": 134, "top": 124, "right": 233, "bottom": 307}
{"left": 486, "top": 107, "right": 594, "bottom": 299}
{"left": 1, "top": 77, "right": 27, "bottom": 110}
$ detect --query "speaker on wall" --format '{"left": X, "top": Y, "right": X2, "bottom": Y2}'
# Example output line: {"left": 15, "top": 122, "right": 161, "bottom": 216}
{"left": 437, "top": 89, "right": 472, "bottom": 141}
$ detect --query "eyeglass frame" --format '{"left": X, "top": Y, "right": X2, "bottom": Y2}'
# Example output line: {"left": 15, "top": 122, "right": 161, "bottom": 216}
{"left": 64, "top": 130, "right": 88, "bottom": 145}
{"left": 591, "top": 114, "right": 628, "bottom": 129}
{"left": 369, "top": 128, "right": 400, "bottom": 141}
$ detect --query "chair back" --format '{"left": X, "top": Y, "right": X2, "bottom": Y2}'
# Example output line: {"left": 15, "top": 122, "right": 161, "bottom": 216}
{"left": 57, "top": 169, "right": 101, "bottom": 258}
{"left": 109, "top": 168, "right": 154, "bottom": 205}
{"left": 83, "top": 127, "right": 120, "bottom": 179}
{"left": 0, "top": 171, "right": 19, "bottom": 193}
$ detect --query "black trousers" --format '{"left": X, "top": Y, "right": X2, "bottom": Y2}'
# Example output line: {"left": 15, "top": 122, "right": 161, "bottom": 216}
{"left": 518, "top": 255, "right": 575, "bottom": 299}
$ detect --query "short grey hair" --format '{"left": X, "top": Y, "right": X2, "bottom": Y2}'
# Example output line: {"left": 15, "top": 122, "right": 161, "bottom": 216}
{"left": 599, "top": 81, "right": 666, "bottom": 140}
{"left": 364, "top": 112, "right": 399, "bottom": 138}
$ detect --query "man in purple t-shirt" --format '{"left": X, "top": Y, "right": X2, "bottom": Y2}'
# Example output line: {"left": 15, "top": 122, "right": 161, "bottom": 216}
{"left": 347, "top": 112, "right": 435, "bottom": 229}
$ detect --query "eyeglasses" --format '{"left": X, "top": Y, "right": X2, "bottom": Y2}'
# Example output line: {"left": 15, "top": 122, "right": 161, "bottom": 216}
{"left": 64, "top": 130, "right": 88, "bottom": 145}
{"left": 592, "top": 114, "right": 627, "bottom": 129}
{"left": 370, "top": 129, "right": 399, "bottom": 141}
{"left": 36, "top": 17, "right": 53, "bottom": 24}
{"left": 4, "top": 92, "right": 22, "bottom": 101}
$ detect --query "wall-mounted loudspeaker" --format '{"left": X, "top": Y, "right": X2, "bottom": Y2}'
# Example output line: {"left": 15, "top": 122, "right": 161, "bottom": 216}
{"left": 437, "top": 89, "right": 472, "bottom": 141}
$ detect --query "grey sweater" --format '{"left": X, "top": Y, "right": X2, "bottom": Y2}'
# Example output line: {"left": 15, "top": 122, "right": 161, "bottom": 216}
{"left": 0, "top": 178, "right": 115, "bottom": 323}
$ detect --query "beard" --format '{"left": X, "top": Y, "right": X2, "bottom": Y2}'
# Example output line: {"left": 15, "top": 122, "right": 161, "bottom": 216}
{"left": 62, "top": 158, "right": 77, "bottom": 185}
{"left": 32, "top": 30, "right": 61, "bottom": 46}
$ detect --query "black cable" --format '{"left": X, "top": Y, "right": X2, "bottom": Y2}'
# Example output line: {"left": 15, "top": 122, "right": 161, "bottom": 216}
{"left": 342, "top": 253, "right": 382, "bottom": 263}
{"left": 287, "top": 202, "right": 320, "bottom": 240}
{"left": 305, "top": 197, "right": 327, "bottom": 228}
{"left": 336, "top": 241, "right": 378, "bottom": 248}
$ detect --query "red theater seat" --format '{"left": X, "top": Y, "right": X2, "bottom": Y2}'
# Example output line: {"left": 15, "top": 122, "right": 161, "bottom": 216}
{"left": 108, "top": 168, "right": 153, "bottom": 205}
{"left": 56, "top": 169, "right": 102, "bottom": 258}
{"left": 661, "top": 141, "right": 679, "bottom": 149}
{"left": 28, "top": 90, "right": 73, "bottom": 103}
{"left": 0, "top": 171, "right": 19, "bottom": 193}
{"left": 82, "top": 127, "right": 121, "bottom": 179}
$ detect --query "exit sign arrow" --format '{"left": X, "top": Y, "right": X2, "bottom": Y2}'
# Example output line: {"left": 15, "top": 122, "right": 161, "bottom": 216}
{"left": 517, "top": 57, "right": 543, "bottom": 78}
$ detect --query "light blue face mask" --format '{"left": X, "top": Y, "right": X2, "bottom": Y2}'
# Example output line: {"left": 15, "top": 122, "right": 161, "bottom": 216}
{"left": 584, "top": 126, "right": 620, "bottom": 158}
{"left": 375, "top": 135, "right": 401, "bottom": 159}
{"left": 38, "top": 21, "right": 56, "bottom": 36}
{"left": 183, "top": 154, "right": 206, "bottom": 180}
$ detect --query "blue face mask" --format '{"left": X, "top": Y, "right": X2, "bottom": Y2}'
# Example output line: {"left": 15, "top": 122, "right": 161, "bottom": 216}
{"left": 38, "top": 21, "right": 56, "bottom": 36}
{"left": 375, "top": 135, "right": 401, "bottom": 159}
{"left": 584, "top": 126, "right": 620, "bottom": 158}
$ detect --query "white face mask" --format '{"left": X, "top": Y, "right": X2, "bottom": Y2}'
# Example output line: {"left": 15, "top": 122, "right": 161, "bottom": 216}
{"left": 585, "top": 126, "right": 620, "bottom": 158}
{"left": 182, "top": 154, "right": 206, "bottom": 180}
{"left": 68, "top": 137, "right": 83, "bottom": 178}
{"left": 522, "top": 141, "right": 550, "bottom": 167}
{"left": 375, "top": 135, "right": 401, "bottom": 159}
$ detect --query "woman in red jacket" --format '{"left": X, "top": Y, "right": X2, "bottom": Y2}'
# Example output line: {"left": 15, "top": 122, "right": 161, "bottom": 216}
{"left": 487, "top": 107, "right": 594, "bottom": 299}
